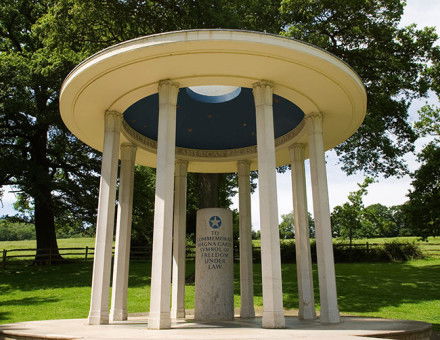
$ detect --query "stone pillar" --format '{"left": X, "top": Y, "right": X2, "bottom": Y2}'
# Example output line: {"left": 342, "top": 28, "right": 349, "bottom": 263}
{"left": 148, "top": 80, "right": 179, "bottom": 330}
{"left": 171, "top": 159, "right": 188, "bottom": 319}
{"left": 289, "top": 144, "right": 316, "bottom": 321}
{"left": 88, "top": 110, "right": 122, "bottom": 325}
{"left": 195, "top": 208, "right": 234, "bottom": 321}
{"left": 110, "top": 143, "right": 137, "bottom": 322}
{"left": 237, "top": 160, "right": 255, "bottom": 318}
{"left": 252, "top": 81, "right": 285, "bottom": 328}
{"left": 307, "top": 113, "right": 340, "bottom": 324}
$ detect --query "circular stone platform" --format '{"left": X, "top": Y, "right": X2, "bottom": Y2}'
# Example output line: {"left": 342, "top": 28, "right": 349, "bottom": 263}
{"left": 0, "top": 315, "right": 431, "bottom": 340}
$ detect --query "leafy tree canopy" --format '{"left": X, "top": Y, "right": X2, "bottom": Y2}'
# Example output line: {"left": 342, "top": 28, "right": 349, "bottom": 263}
{"left": 331, "top": 178, "right": 373, "bottom": 243}
{"left": 278, "top": 211, "right": 315, "bottom": 239}
{"left": 0, "top": 0, "right": 101, "bottom": 262}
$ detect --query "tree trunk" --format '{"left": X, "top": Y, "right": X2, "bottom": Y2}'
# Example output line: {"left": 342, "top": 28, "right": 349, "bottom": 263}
{"left": 34, "top": 189, "right": 62, "bottom": 264}
{"left": 198, "top": 173, "right": 220, "bottom": 208}
{"left": 30, "top": 126, "right": 62, "bottom": 265}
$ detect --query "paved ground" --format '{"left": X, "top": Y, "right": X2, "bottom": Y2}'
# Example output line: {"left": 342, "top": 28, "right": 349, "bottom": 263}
{"left": 0, "top": 315, "right": 432, "bottom": 340}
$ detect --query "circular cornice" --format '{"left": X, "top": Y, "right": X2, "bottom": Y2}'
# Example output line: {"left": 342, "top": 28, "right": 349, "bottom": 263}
{"left": 121, "top": 118, "right": 306, "bottom": 160}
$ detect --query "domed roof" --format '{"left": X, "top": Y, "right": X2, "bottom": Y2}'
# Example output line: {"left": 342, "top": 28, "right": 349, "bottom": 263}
{"left": 60, "top": 29, "right": 366, "bottom": 173}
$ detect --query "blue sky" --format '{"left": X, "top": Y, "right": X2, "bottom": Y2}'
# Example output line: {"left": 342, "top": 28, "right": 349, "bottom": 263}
{"left": 1, "top": 0, "right": 439, "bottom": 229}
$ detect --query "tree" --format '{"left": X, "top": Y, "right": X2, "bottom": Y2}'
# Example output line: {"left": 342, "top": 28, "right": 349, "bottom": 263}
{"left": 0, "top": 0, "right": 101, "bottom": 263}
{"left": 362, "top": 203, "right": 399, "bottom": 238}
{"left": 331, "top": 178, "right": 373, "bottom": 245}
{"left": 405, "top": 143, "right": 440, "bottom": 240}
{"left": 389, "top": 204, "right": 413, "bottom": 237}
{"left": 404, "top": 95, "right": 440, "bottom": 240}
{"left": 279, "top": 213, "right": 295, "bottom": 239}
{"left": 280, "top": 0, "right": 439, "bottom": 177}
{"left": 130, "top": 166, "right": 156, "bottom": 249}
{"left": 252, "top": 230, "right": 261, "bottom": 240}
{"left": 278, "top": 211, "right": 315, "bottom": 239}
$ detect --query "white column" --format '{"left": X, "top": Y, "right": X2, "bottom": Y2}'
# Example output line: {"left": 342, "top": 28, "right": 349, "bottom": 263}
{"left": 171, "top": 159, "right": 188, "bottom": 319}
{"left": 289, "top": 144, "right": 316, "bottom": 320}
{"left": 110, "top": 143, "right": 137, "bottom": 322}
{"left": 148, "top": 80, "right": 179, "bottom": 329}
{"left": 237, "top": 160, "right": 255, "bottom": 319}
{"left": 307, "top": 113, "right": 340, "bottom": 324}
{"left": 88, "top": 110, "right": 122, "bottom": 325}
{"left": 252, "top": 81, "right": 285, "bottom": 328}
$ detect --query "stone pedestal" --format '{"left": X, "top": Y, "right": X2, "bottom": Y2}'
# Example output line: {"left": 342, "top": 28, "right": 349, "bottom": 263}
{"left": 195, "top": 208, "right": 234, "bottom": 321}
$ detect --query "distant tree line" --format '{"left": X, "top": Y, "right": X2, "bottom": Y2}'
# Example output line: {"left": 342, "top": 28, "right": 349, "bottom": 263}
{"left": 277, "top": 173, "right": 438, "bottom": 243}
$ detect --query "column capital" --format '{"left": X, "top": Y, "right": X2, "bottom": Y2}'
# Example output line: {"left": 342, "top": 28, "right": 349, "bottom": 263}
{"left": 104, "top": 110, "right": 122, "bottom": 133}
{"left": 305, "top": 112, "right": 324, "bottom": 135}
{"left": 120, "top": 143, "right": 137, "bottom": 161}
{"left": 105, "top": 110, "right": 123, "bottom": 120}
{"left": 158, "top": 80, "right": 180, "bottom": 105}
{"left": 252, "top": 80, "right": 273, "bottom": 106}
{"left": 237, "top": 160, "right": 251, "bottom": 177}
{"left": 175, "top": 159, "right": 188, "bottom": 166}
{"left": 289, "top": 143, "right": 306, "bottom": 162}
{"left": 175, "top": 159, "right": 188, "bottom": 177}
{"left": 120, "top": 142, "right": 137, "bottom": 149}
{"left": 252, "top": 80, "right": 273, "bottom": 89}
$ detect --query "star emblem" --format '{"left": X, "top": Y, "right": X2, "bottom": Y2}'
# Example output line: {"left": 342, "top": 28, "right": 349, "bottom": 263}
{"left": 209, "top": 216, "right": 222, "bottom": 229}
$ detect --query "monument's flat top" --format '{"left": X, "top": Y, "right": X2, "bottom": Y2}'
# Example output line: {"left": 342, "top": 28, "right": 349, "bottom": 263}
{"left": 60, "top": 29, "right": 367, "bottom": 173}
{"left": 0, "top": 314, "right": 431, "bottom": 340}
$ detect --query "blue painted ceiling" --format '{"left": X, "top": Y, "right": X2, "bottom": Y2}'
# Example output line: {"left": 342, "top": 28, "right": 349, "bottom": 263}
{"left": 123, "top": 87, "right": 304, "bottom": 150}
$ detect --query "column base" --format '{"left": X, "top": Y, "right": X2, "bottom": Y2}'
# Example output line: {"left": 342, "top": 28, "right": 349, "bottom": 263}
{"left": 110, "top": 308, "right": 128, "bottom": 322}
{"left": 88, "top": 312, "right": 109, "bottom": 325}
{"left": 240, "top": 306, "right": 256, "bottom": 319}
{"left": 148, "top": 312, "right": 172, "bottom": 329}
{"left": 299, "top": 302, "right": 316, "bottom": 321}
{"left": 171, "top": 308, "right": 185, "bottom": 319}
{"left": 319, "top": 308, "right": 341, "bottom": 324}
{"left": 262, "top": 310, "right": 285, "bottom": 328}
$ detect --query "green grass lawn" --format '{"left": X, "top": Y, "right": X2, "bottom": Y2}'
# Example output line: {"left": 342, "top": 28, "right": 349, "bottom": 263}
{"left": 0, "top": 238, "right": 97, "bottom": 250}
{"left": 1, "top": 258, "right": 439, "bottom": 331}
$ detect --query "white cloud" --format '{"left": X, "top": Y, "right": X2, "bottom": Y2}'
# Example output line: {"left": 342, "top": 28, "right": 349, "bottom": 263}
{"left": 0, "top": 186, "right": 18, "bottom": 216}
{"left": 400, "top": 0, "right": 440, "bottom": 33}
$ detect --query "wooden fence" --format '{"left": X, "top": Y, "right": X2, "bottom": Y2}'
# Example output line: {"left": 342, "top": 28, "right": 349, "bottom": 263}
{"left": 1, "top": 245, "right": 155, "bottom": 267}
{"left": 2, "top": 242, "right": 440, "bottom": 267}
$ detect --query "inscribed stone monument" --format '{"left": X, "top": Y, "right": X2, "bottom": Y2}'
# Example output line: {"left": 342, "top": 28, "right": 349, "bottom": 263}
{"left": 195, "top": 208, "right": 234, "bottom": 321}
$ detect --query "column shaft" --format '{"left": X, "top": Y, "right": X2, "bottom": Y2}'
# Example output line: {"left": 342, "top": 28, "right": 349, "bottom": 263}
{"left": 237, "top": 160, "right": 255, "bottom": 318}
{"left": 171, "top": 160, "right": 188, "bottom": 319}
{"left": 88, "top": 111, "right": 121, "bottom": 325}
{"left": 289, "top": 144, "right": 316, "bottom": 320}
{"left": 110, "top": 143, "right": 137, "bottom": 321}
{"left": 148, "top": 80, "right": 179, "bottom": 329}
{"left": 253, "top": 82, "right": 285, "bottom": 328}
{"left": 307, "top": 113, "right": 340, "bottom": 324}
